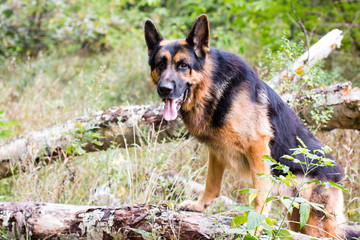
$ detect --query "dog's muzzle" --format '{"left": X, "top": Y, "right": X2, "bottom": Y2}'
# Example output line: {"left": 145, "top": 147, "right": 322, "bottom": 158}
{"left": 162, "top": 86, "right": 190, "bottom": 121}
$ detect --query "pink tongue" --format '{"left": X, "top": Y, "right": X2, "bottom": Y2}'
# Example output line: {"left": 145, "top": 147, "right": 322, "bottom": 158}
{"left": 164, "top": 99, "right": 178, "bottom": 121}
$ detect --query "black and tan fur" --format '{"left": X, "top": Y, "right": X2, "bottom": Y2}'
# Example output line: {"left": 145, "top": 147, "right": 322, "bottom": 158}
{"left": 144, "top": 14, "right": 359, "bottom": 239}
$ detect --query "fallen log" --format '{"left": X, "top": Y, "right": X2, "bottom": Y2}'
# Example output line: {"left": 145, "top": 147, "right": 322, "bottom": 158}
{"left": 268, "top": 29, "right": 344, "bottom": 89}
{"left": 0, "top": 82, "right": 359, "bottom": 179}
{"left": 283, "top": 82, "right": 360, "bottom": 130}
{"left": 0, "top": 201, "right": 319, "bottom": 240}
{"left": 0, "top": 105, "right": 186, "bottom": 178}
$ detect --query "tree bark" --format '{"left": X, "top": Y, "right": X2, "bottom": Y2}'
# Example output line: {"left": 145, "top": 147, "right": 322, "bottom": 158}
{"left": 0, "top": 201, "right": 231, "bottom": 240}
{"left": 283, "top": 82, "right": 360, "bottom": 130}
{"left": 0, "top": 201, "right": 319, "bottom": 240}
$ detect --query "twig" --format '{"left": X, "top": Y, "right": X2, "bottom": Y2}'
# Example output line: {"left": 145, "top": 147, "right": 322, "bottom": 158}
{"left": 290, "top": 0, "right": 310, "bottom": 63}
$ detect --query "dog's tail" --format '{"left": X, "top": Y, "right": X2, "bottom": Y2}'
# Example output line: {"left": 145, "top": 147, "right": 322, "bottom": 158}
{"left": 345, "top": 229, "right": 360, "bottom": 240}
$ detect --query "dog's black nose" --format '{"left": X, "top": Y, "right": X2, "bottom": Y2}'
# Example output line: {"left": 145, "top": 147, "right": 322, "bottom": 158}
{"left": 158, "top": 81, "right": 174, "bottom": 98}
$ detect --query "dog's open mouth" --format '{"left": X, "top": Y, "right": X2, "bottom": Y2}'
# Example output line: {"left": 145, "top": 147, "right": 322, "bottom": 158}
{"left": 163, "top": 88, "right": 190, "bottom": 121}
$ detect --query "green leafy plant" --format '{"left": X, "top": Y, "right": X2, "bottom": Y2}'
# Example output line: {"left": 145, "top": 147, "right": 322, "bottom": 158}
{"left": 224, "top": 138, "right": 348, "bottom": 239}
{"left": 65, "top": 122, "right": 104, "bottom": 156}
{"left": 0, "top": 229, "right": 8, "bottom": 240}
{"left": 0, "top": 111, "right": 19, "bottom": 140}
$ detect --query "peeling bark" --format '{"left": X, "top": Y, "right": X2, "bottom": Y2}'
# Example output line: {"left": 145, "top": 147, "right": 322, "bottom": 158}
{"left": 282, "top": 82, "right": 360, "bottom": 130}
{"left": 0, "top": 201, "right": 322, "bottom": 240}
{"left": 0, "top": 201, "right": 232, "bottom": 240}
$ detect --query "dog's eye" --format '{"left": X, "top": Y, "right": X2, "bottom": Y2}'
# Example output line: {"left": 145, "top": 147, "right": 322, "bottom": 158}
{"left": 179, "top": 62, "right": 189, "bottom": 70}
{"left": 157, "top": 61, "right": 166, "bottom": 70}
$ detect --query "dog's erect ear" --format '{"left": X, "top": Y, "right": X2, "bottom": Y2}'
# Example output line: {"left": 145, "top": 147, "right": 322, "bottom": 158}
{"left": 186, "top": 14, "right": 210, "bottom": 57}
{"left": 144, "top": 19, "right": 164, "bottom": 56}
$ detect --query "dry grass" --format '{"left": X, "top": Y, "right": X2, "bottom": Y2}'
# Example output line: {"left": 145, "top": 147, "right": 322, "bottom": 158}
{"left": 317, "top": 129, "right": 360, "bottom": 222}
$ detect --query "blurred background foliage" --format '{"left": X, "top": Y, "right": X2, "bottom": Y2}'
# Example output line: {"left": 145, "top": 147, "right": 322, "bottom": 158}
{"left": 1, "top": 0, "right": 359, "bottom": 78}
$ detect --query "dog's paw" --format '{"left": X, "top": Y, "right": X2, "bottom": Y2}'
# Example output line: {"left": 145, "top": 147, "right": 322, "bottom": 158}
{"left": 178, "top": 200, "right": 205, "bottom": 212}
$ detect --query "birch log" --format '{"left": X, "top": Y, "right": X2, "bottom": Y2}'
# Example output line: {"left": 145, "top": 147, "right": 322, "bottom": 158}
{"left": 268, "top": 29, "right": 344, "bottom": 89}
{"left": 0, "top": 201, "right": 317, "bottom": 240}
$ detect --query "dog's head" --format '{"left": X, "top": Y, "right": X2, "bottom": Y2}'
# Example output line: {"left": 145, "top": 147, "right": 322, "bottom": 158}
{"left": 144, "top": 14, "right": 210, "bottom": 121}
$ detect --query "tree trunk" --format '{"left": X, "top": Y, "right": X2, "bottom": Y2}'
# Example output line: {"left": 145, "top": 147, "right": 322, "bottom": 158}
{"left": 0, "top": 201, "right": 319, "bottom": 240}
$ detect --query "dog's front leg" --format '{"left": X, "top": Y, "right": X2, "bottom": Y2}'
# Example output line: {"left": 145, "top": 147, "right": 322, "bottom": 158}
{"left": 179, "top": 149, "right": 225, "bottom": 212}
{"left": 245, "top": 136, "right": 272, "bottom": 236}
{"left": 247, "top": 136, "right": 272, "bottom": 216}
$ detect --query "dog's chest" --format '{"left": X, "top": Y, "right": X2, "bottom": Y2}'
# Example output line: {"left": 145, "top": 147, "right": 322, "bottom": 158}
{"left": 209, "top": 143, "right": 252, "bottom": 181}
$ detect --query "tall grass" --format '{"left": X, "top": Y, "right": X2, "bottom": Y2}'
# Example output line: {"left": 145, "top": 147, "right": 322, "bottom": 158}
{"left": 0, "top": 43, "right": 156, "bottom": 135}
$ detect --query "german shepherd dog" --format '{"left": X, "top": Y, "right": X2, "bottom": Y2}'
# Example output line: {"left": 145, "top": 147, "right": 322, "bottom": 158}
{"left": 144, "top": 14, "right": 359, "bottom": 239}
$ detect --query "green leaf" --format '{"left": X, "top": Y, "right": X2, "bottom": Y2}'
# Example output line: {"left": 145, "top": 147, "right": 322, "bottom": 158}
{"left": 262, "top": 154, "right": 274, "bottom": 161}
{"left": 296, "top": 137, "right": 307, "bottom": 148}
{"left": 231, "top": 234, "right": 242, "bottom": 240}
{"left": 230, "top": 216, "right": 247, "bottom": 228}
{"left": 282, "top": 155, "right": 294, "bottom": 160}
{"left": 256, "top": 173, "right": 270, "bottom": 179}
{"left": 299, "top": 203, "right": 310, "bottom": 230}
{"left": 264, "top": 159, "right": 277, "bottom": 166}
{"left": 233, "top": 204, "right": 254, "bottom": 212}
{"left": 237, "top": 188, "right": 259, "bottom": 194}
{"left": 329, "top": 182, "right": 349, "bottom": 193}
{"left": 280, "top": 198, "right": 293, "bottom": 214}
{"left": 246, "top": 211, "right": 265, "bottom": 230}
{"left": 322, "top": 145, "right": 332, "bottom": 154}
{"left": 129, "top": 228, "right": 154, "bottom": 239}
{"left": 243, "top": 233, "right": 258, "bottom": 240}
{"left": 261, "top": 222, "right": 273, "bottom": 231}
{"left": 249, "top": 192, "right": 258, "bottom": 204}
{"left": 226, "top": 228, "right": 246, "bottom": 235}
{"left": 265, "top": 217, "right": 276, "bottom": 226}
{"left": 265, "top": 196, "right": 276, "bottom": 203}
{"left": 282, "top": 165, "right": 290, "bottom": 173}
{"left": 75, "top": 146, "right": 86, "bottom": 155}
{"left": 292, "top": 159, "right": 303, "bottom": 164}
{"left": 309, "top": 202, "right": 326, "bottom": 215}
{"left": 90, "top": 140, "right": 103, "bottom": 146}
{"left": 305, "top": 179, "right": 321, "bottom": 185}
{"left": 274, "top": 229, "right": 294, "bottom": 240}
